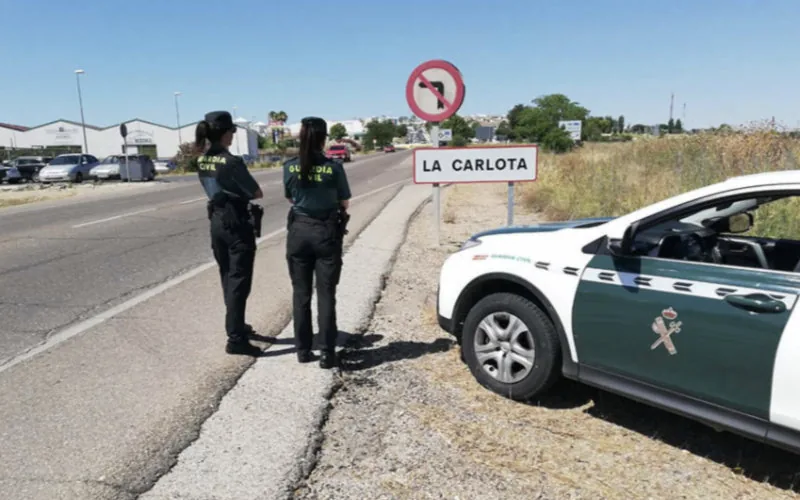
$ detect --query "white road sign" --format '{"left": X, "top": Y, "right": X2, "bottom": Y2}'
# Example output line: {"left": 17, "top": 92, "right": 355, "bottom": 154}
{"left": 438, "top": 129, "right": 452, "bottom": 142}
{"left": 413, "top": 146, "right": 538, "bottom": 184}
{"left": 558, "top": 120, "right": 582, "bottom": 141}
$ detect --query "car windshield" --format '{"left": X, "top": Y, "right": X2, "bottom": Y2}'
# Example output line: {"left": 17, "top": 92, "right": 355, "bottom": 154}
{"left": 17, "top": 159, "right": 39, "bottom": 165}
{"left": 329, "top": 145, "right": 345, "bottom": 150}
{"left": 101, "top": 156, "right": 120, "bottom": 164}
{"left": 49, "top": 156, "right": 80, "bottom": 165}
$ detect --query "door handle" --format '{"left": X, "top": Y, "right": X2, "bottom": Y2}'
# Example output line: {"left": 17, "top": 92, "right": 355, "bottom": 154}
{"left": 724, "top": 293, "right": 787, "bottom": 313}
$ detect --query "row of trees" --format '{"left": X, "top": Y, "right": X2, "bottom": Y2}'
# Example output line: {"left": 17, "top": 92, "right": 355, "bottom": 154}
{"left": 493, "top": 93, "right": 693, "bottom": 153}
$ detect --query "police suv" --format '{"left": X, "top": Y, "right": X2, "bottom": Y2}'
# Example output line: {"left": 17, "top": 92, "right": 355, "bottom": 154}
{"left": 436, "top": 170, "right": 800, "bottom": 454}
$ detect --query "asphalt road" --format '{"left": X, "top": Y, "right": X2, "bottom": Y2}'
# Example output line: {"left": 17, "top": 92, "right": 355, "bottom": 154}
{"left": 0, "top": 150, "right": 414, "bottom": 499}
{"left": 0, "top": 151, "right": 411, "bottom": 366}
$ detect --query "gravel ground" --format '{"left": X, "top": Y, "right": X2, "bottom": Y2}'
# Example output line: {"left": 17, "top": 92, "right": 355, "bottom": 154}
{"left": 295, "top": 183, "right": 800, "bottom": 500}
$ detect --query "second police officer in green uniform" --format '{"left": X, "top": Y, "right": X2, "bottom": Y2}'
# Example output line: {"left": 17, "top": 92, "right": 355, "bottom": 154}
{"left": 195, "top": 111, "right": 264, "bottom": 357}
{"left": 283, "top": 117, "right": 352, "bottom": 369}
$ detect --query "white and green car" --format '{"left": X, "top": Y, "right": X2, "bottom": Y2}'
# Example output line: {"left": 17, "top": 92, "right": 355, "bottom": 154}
{"left": 437, "top": 171, "right": 800, "bottom": 454}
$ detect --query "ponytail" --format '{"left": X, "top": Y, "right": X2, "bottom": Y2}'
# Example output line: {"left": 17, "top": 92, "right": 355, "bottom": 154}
{"left": 298, "top": 124, "right": 314, "bottom": 185}
{"left": 194, "top": 120, "right": 227, "bottom": 153}
{"left": 194, "top": 120, "right": 210, "bottom": 152}
{"left": 298, "top": 118, "right": 326, "bottom": 186}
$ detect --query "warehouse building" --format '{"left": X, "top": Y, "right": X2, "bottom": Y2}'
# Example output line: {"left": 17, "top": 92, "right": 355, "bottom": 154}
{"left": 0, "top": 118, "right": 258, "bottom": 161}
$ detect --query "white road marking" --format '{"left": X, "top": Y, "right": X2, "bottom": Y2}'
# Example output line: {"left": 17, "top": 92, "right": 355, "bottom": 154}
{"left": 179, "top": 197, "right": 207, "bottom": 205}
{"left": 0, "top": 177, "right": 410, "bottom": 375}
{"left": 71, "top": 208, "right": 156, "bottom": 229}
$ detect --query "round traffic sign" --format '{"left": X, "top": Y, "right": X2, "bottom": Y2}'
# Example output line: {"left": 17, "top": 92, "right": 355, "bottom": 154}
{"left": 405, "top": 60, "right": 465, "bottom": 122}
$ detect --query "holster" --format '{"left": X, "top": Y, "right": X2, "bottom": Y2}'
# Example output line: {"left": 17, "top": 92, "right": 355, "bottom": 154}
{"left": 337, "top": 209, "right": 350, "bottom": 240}
{"left": 249, "top": 203, "right": 264, "bottom": 237}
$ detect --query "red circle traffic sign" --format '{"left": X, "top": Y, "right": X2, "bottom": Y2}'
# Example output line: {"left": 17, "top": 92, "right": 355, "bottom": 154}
{"left": 405, "top": 60, "right": 465, "bottom": 122}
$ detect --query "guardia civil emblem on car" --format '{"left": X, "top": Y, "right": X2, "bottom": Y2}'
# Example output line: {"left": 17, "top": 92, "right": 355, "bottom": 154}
{"left": 436, "top": 170, "right": 800, "bottom": 456}
{"left": 650, "top": 307, "right": 681, "bottom": 355}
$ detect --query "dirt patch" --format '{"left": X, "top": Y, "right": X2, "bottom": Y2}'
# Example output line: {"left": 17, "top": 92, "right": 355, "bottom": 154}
{"left": 296, "top": 183, "right": 800, "bottom": 500}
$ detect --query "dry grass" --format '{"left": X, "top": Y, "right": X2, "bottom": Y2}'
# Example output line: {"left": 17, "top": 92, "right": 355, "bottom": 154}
{"left": 0, "top": 189, "right": 76, "bottom": 208}
{"left": 521, "top": 131, "right": 800, "bottom": 238}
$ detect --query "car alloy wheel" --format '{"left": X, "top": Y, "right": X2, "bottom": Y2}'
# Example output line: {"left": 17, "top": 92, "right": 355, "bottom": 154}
{"left": 461, "top": 292, "right": 561, "bottom": 402}
{"left": 473, "top": 312, "right": 536, "bottom": 384}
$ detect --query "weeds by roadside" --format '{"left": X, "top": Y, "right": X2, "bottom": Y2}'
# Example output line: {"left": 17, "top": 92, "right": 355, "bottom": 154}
{"left": 521, "top": 130, "right": 800, "bottom": 237}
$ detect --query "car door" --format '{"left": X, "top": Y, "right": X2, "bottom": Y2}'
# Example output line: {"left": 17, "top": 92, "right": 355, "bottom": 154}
{"left": 571, "top": 200, "right": 800, "bottom": 422}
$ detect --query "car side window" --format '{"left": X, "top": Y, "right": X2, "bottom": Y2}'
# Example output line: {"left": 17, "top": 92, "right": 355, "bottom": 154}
{"left": 637, "top": 193, "right": 800, "bottom": 274}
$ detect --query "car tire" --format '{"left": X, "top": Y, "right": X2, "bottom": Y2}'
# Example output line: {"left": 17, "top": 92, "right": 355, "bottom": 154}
{"left": 461, "top": 292, "right": 561, "bottom": 402}
{"left": 75, "top": 173, "right": 83, "bottom": 183}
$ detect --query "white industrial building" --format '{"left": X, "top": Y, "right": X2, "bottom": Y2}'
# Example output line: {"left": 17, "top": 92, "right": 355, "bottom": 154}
{"left": 0, "top": 118, "right": 258, "bottom": 160}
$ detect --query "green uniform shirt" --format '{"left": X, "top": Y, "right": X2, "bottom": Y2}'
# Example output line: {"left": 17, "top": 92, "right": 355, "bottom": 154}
{"left": 283, "top": 154, "right": 351, "bottom": 219}
{"left": 195, "top": 145, "right": 260, "bottom": 204}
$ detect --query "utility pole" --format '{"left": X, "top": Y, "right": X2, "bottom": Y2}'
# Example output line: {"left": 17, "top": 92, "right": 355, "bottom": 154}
{"left": 669, "top": 92, "right": 674, "bottom": 122}
{"left": 174, "top": 92, "right": 182, "bottom": 144}
{"left": 74, "top": 69, "right": 89, "bottom": 154}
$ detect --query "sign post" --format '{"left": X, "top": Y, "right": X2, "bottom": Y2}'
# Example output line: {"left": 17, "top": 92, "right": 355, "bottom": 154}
{"left": 430, "top": 122, "right": 440, "bottom": 244}
{"left": 405, "top": 59, "right": 466, "bottom": 246}
{"left": 412, "top": 145, "right": 538, "bottom": 227}
{"left": 119, "top": 123, "right": 129, "bottom": 181}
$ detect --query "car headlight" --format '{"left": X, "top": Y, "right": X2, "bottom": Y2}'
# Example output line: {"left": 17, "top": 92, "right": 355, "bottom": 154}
{"left": 459, "top": 238, "right": 482, "bottom": 251}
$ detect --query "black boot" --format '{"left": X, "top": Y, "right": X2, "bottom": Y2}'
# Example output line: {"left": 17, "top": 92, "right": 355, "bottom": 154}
{"left": 297, "top": 349, "right": 314, "bottom": 363}
{"left": 319, "top": 350, "right": 337, "bottom": 369}
{"left": 225, "top": 340, "right": 261, "bottom": 356}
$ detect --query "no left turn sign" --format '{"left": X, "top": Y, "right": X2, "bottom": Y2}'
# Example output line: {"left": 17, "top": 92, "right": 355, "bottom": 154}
{"left": 405, "top": 59, "right": 465, "bottom": 122}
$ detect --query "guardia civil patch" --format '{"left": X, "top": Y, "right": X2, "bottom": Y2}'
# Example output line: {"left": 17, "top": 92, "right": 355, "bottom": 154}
{"left": 650, "top": 307, "right": 682, "bottom": 355}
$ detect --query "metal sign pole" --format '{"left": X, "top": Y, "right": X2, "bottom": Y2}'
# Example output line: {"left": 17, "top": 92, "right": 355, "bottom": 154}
{"left": 430, "top": 122, "right": 440, "bottom": 246}
{"left": 123, "top": 138, "right": 129, "bottom": 181}
{"left": 507, "top": 181, "right": 515, "bottom": 226}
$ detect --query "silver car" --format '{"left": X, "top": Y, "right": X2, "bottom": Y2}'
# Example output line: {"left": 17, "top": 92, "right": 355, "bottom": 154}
{"left": 39, "top": 154, "right": 99, "bottom": 183}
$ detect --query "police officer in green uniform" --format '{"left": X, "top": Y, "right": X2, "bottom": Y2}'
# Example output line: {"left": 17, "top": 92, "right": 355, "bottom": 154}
{"left": 283, "top": 117, "right": 352, "bottom": 369}
{"left": 195, "top": 111, "right": 264, "bottom": 356}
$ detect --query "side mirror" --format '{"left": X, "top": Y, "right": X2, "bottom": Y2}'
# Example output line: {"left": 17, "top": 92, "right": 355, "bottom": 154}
{"left": 726, "top": 213, "right": 753, "bottom": 233}
{"left": 606, "top": 224, "right": 637, "bottom": 257}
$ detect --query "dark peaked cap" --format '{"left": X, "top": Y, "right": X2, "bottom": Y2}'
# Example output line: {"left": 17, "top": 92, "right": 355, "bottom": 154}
{"left": 204, "top": 111, "right": 236, "bottom": 131}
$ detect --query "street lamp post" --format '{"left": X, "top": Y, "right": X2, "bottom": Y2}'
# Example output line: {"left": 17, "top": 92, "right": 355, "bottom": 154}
{"left": 174, "top": 92, "right": 182, "bottom": 144}
{"left": 74, "top": 69, "right": 89, "bottom": 154}
{"left": 232, "top": 106, "right": 241, "bottom": 154}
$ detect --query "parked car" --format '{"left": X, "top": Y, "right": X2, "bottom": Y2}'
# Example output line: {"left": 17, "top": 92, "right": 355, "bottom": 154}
{"left": 90, "top": 155, "right": 124, "bottom": 180}
{"left": 325, "top": 144, "right": 351, "bottom": 162}
{"left": 436, "top": 170, "right": 800, "bottom": 456}
{"left": 153, "top": 157, "right": 177, "bottom": 174}
{"left": 6, "top": 156, "right": 52, "bottom": 182}
{"left": 38, "top": 154, "right": 99, "bottom": 183}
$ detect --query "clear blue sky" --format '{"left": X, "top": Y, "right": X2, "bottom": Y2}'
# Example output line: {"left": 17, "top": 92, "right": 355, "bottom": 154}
{"left": 2, "top": 0, "right": 798, "bottom": 129}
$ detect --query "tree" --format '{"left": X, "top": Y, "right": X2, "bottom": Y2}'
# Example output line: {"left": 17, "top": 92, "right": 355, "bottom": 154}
{"left": 395, "top": 124, "right": 408, "bottom": 138}
{"left": 617, "top": 115, "right": 625, "bottom": 133}
{"left": 173, "top": 142, "right": 201, "bottom": 172}
{"left": 667, "top": 118, "right": 675, "bottom": 133}
{"left": 257, "top": 135, "right": 269, "bottom": 149}
{"left": 329, "top": 123, "right": 348, "bottom": 141}
{"left": 675, "top": 119, "right": 683, "bottom": 133}
{"left": 363, "top": 119, "right": 397, "bottom": 148}
{"left": 440, "top": 114, "right": 475, "bottom": 145}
